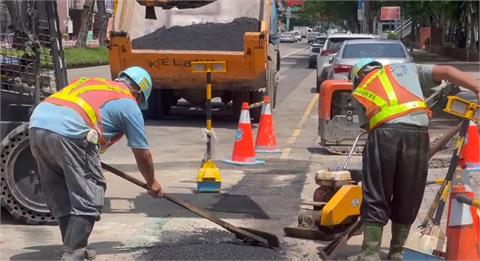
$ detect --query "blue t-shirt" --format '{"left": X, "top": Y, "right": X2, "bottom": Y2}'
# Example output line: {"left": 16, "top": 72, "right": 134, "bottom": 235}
{"left": 29, "top": 98, "right": 149, "bottom": 149}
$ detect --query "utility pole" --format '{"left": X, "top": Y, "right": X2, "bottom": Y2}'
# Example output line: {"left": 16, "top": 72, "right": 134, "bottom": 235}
{"left": 286, "top": 7, "right": 291, "bottom": 31}
{"left": 357, "top": 0, "right": 364, "bottom": 33}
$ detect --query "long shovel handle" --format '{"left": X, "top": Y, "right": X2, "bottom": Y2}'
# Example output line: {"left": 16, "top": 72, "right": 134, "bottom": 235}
{"left": 100, "top": 162, "right": 273, "bottom": 247}
{"left": 428, "top": 122, "right": 463, "bottom": 159}
{"left": 420, "top": 119, "right": 470, "bottom": 228}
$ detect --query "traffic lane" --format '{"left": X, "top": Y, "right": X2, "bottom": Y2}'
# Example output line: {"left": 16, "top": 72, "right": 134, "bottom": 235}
{"left": 277, "top": 42, "right": 313, "bottom": 105}
{"left": 100, "top": 41, "right": 318, "bottom": 259}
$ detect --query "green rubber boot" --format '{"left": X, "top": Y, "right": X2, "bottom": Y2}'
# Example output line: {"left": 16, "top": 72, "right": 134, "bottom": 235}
{"left": 348, "top": 222, "right": 383, "bottom": 261}
{"left": 387, "top": 223, "right": 411, "bottom": 260}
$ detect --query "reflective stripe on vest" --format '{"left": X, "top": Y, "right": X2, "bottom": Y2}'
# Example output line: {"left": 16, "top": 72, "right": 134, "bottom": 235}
{"left": 353, "top": 67, "right": 429, "bottom": 129}
{"left": 45, "top": 78, "right": 135, "bottom": 150}
{"left": 50, "top": 84, "right": 131, "bottom": 128}
{"left": 49, "top": 92, "right": 100, "bottom": 127}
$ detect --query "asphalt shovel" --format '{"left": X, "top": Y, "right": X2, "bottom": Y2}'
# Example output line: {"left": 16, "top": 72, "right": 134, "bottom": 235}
{"left": 101, "top": 162, "right": 279, "bottom": 248}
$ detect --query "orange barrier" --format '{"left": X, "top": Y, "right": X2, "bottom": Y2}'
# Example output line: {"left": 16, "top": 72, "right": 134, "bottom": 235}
{"left": 223, "top": 102, "right": 265, "bottom": 166}
{"left": 459, "top": 121, "right": 480, "bottom": 171}
{"left": 255, "top": 96, "right": 280, "bottom": 153}
{"left": 446, "top": 182, "right": 480, "bottom": 260}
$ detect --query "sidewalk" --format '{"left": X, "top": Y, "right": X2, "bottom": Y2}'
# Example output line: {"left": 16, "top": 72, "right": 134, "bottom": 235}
{"left": 411, "top": 49, "right": 480, "bottom": 81}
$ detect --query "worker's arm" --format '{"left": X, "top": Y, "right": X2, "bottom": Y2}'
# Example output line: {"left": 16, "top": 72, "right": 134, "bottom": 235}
{"left": 107, "top": 99, "right": 162, "bottom": 197}
{"left": 432, "top": 65, "right": 480, "bottom": 100}
{"left": 132, "top": 148, "right": 162, "bottom": 197}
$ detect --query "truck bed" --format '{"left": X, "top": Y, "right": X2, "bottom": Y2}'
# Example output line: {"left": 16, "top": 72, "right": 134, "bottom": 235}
{"left": 109, "top": 31, "right": 268, "bottom": 91}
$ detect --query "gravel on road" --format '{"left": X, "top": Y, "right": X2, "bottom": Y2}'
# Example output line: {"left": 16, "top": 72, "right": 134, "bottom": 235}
{"left": 131, "top": 17, "right": 259, "bottom": 51}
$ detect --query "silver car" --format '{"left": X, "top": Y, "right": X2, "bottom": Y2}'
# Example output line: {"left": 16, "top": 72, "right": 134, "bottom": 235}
{"left": 292, "top": 31, "right": 302, "bottom": 42}
{"left": 316, "top": 33, "right": 378, "bottom": 91}
{"left": 279, "top": 32, "right": 296, "bottom": 43}
{"left": 327, "top": 39, "right": 412, "bottom": 81}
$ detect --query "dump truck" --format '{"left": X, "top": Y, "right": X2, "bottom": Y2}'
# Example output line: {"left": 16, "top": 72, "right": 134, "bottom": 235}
{"left": 108, "top": 0, "right": 280, "bottom": 121}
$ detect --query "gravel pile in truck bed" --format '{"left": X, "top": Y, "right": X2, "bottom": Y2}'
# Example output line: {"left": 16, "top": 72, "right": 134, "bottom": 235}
{"left": 131, "top": 17, "right": 259, "bottom": 51}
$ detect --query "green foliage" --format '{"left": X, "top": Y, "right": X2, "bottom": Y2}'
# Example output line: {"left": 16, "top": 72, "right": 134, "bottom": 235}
{"left": 386, "top": 31, "right": 399, "bottom": 40}
{"left": 63, "top": 47, "right": 109, "bottom": 68}
{"left": 299, "top": 1, "right": 359, "bottom": 32}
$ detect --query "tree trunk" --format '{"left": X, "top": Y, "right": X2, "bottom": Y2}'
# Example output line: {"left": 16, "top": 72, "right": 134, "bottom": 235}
{"left": 468, "top": 2, "right": 478, "bottom": 50}
{"left": 410, "top": 19, "right": 416, "bottom": 52}
{"left": 75, "top": 0, "right": 95, "bottom": 48}
{"left": 96, "top": 0, "right": 109, "bottom": 47}
{"left": 363, "top": 0, "right": 372, "bottom": 34}
{"left": 465, "top": 1, "right": 472, "bottom": 50}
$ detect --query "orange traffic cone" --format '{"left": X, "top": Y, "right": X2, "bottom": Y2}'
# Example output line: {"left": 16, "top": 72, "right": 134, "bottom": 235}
{"left": 446, "top": 182, "right": 480, "bottom": 260}
{"left": 223, "top": 102, "right": 265, "bottom": 166}
{"left": 459, "top": 121, "right": 480, "bottom": 171}
{"left": 255, "top": 96, "right": 280, "bottom": 153}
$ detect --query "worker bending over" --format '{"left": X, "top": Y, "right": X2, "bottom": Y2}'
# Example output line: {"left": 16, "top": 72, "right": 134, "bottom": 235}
{"left": 29, "top": 67, "right": 162, "bottom": 261}
{"left": 348, "top": 59, "right": 480, "bottom": 261}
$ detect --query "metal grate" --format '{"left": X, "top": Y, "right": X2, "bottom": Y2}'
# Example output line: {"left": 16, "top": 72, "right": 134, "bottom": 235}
{"left": 0, "top": 0, "right": 57, "bottom": 97}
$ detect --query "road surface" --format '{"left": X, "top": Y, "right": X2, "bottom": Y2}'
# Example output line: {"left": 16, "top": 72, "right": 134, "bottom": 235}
{"left": 1, "top": 41, "right": 479, "bottom": 260}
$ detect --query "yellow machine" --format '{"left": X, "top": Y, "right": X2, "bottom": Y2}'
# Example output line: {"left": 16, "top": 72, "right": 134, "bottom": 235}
{"left": 284, "top": 133, "right": 365, "bottom": 240}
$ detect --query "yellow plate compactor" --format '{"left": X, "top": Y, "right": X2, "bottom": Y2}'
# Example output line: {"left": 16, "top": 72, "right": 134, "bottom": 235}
{"left": 284, "top": 133, "right": 366, "bottom": 241}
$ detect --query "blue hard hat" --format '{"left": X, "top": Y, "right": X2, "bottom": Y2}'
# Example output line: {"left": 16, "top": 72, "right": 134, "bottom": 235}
{"left": 119, "top": 66, "right": 152, "bottom": 110}
{"left": 349, "top": 58, "right": 383, "bottom": 86}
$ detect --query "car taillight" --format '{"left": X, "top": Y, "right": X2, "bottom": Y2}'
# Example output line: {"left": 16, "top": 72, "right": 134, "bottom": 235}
{"left": 320, "top": 50, "right": 337, "bottom": 56}
{"left": 333, "top": 64, "right": 352, "bottom": 74}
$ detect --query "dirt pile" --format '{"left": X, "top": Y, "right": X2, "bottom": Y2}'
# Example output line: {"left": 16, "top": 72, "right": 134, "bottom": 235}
{"left": 131, "top": 17, "right": 259, "bottom": 51}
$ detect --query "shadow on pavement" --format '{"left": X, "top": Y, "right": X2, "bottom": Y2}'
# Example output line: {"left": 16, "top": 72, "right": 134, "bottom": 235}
{"left": 103, "top": 193, "right": 270, "bottom": 220}
{"left": 9, "top": 241, "right": 126, "bottom": 260}
{"left": 318, "top": 244, "right": 391, "bottom": 260}
{"left": 143, "top": 101, "right": 238, "bottom": 129}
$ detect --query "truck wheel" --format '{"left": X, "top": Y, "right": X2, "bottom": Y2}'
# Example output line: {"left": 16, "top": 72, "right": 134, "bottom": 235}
{"left": 250, "top": 91, "right": 263, "bottom": 123}
{"left": 161, "top": 90, "right": 174, "bottom": 115}
{"left": 143, "top": 90, "right": 174, "bottom": 119}
{"left": 232, "top": 91, "right": 249, "bottom": 121}
{"left": 0, "top": 123, "right": 56, "bottom": 224}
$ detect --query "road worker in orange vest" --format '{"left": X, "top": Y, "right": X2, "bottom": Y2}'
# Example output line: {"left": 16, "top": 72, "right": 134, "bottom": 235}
{"left": 347, "top": 59, "right": 480, "bottom": 261}
{"left": 29, "top": 66, "right": 162, "bottom": 261}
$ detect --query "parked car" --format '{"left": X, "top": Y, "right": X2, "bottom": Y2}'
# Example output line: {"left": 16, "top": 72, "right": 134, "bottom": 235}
{"left": 279, "top": 32, "right": 296, "bottom": 43}
{"left": 316, "top": 33, "right": 378, "bottom": 92}
{"left": 327, "top": 39, "right": 412, "bottom": 81}
{"left": 292, "top": 31, "right": 302, "bottom": 42}
{"left": 308, "top": 44, "right": 322, "bottom": 68}
{"left": 307, "top": 32, "right": 320, "bottom": 44}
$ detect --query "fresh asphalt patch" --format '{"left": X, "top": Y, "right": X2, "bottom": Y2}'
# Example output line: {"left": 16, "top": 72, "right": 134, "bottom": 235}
{"left": 135, "top": 228, "right": 286, "bottom": 260}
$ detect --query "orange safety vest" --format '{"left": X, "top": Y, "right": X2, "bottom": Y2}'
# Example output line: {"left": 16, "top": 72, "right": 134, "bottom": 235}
{"left": 44, "top": 77, "right": 136, "bottom": 151}
{"left": 352, "top": 65, "right": 432, "bottom": 130}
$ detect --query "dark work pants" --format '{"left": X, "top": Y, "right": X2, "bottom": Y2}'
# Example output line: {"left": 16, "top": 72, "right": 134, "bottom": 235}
{"left": 361, "top": 123, "right": 429, "bottom": 225}
{"left": 29, "top": 128, "right": 105, "bottom": 220}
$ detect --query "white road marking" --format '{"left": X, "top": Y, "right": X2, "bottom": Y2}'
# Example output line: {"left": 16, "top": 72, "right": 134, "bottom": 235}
{"left": 280, "top": 94, "right": 319, "bottom": 159}
{"left": 281, "top": 46, "right": 308, "bottom": 59}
